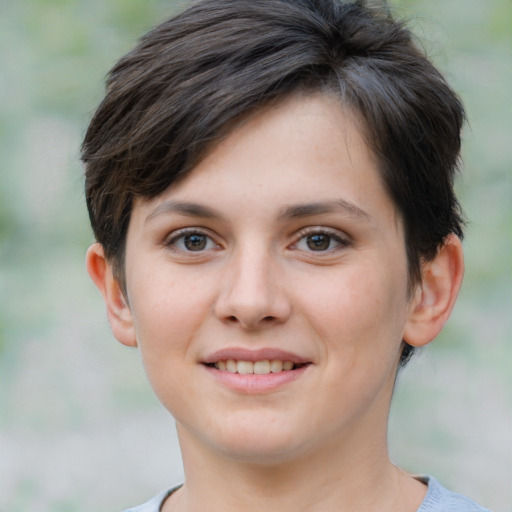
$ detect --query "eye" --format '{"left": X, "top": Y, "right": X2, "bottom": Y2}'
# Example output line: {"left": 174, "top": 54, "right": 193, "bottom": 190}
{"left": 304, "top": 233, "right": 332, "bottom": 251}
{"left": 166, "top": 230, "right": 219, "bottom": 252}
{"left": 294, "top": 229, "right": 348, "bottom": 252}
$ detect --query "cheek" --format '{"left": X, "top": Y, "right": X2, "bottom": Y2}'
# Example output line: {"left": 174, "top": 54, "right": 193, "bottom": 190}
{"left": 300, "top": 265, "right": 409, "bottom": 360}
{"left": 127, "top": 272, "right": 215, "bottom": 413}
{"left": 301, "top": 269, "right": 409, "bottom": 427}
{"left": 128, "top": 270, "right": 214, "bottom": 360}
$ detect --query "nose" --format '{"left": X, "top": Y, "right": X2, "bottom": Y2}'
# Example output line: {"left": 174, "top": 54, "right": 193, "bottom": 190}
{"left": 213, "top": 246, "right": 291, "bottom": 330}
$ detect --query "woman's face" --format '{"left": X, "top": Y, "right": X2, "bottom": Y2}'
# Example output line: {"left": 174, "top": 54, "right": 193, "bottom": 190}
{"left": 122, "top": 93, "right": 416, "bottom": 463}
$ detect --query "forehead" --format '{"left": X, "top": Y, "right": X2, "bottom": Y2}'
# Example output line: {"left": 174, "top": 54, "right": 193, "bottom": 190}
{"left": 130, "top": 93, "right": 400, "bottom": 232}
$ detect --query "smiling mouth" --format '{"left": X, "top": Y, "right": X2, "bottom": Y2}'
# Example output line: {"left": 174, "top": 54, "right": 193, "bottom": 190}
{"left": 205, "top": 360, "right": 308, "bottom": 375}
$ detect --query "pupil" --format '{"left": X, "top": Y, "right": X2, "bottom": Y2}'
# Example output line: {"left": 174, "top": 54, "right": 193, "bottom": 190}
{"left": 185, "top": 234, "right": 207, "bottom": 251}
{"left": 307, "top": 234, "right": 330, "bottom": 251}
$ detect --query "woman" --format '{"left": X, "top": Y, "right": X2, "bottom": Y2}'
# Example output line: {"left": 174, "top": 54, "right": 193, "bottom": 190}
{"left": 82, "top": 0, "right": 490, "bottom": 510}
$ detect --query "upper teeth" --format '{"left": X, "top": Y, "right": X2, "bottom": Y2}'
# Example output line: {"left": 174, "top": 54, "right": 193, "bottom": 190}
{"left": 215, "top": 360, "right": 295, "bottom": 374}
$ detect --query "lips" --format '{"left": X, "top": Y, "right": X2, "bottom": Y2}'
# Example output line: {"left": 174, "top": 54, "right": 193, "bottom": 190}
{"left": 203, "top": 347, "right": 310, "bottom": 365}
{"left": 202, "top": 348, "right": 311, "bottom": 383}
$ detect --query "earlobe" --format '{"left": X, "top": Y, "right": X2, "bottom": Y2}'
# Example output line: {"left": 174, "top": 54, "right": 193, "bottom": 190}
{"left": 85, "top": 243, "right": 137, "bottom": 347}
{"left": 403, "top": 234, "right": 464, "bottom": 347}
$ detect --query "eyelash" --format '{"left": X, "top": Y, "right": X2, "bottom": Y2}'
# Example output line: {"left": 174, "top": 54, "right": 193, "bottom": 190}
{"left": 292, "top": 227, "right": 351, "bottom": 253}
{"left": 164, "top": 228, "right": 220, "bottom": 253}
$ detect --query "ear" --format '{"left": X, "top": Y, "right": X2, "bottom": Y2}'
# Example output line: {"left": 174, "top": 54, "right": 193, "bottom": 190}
{"left": 85, "top": 243, "right": 137, "bottom": 347}
{"left": 403, "top": 234, "right": 464, "bottom": 347}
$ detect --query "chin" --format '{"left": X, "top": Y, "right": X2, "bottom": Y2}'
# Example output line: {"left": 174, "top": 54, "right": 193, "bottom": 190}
{"left": 220, "top": 439, "right": 305, "bottom": 466}
{"left": 206, "top": 416, "right": 314, "bottom": 465}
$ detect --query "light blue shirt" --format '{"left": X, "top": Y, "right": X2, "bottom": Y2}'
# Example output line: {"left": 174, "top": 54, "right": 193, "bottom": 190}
{"left": 122, "top": 476, "right": 492, "bottom": 511}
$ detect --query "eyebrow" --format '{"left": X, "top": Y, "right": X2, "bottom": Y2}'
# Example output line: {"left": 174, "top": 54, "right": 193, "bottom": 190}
{"left": 278, "top": 199, "right": 372, "bottom": 222}
{"left": 145, "top": 201, "right": 222, "bottom": 223}
{"left": 145, "top": 198, "right": 372, "bottom": 224}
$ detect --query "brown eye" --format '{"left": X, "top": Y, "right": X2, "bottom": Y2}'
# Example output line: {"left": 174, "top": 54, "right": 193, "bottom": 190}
{"left": 293, "top": 229, "right": 349, "bottom": 253}
{"left": 184, "top": 234, "right": 208, "bottom": 251}
{"left": 167, "top": 230, "right": 218, "bottom": 252}
{"left": 306, "top": 234, "right": 332, "bottom": 251}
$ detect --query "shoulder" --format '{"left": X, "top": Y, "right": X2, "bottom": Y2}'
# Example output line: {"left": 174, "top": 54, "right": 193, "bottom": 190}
{"left": 120, "top": 487, "right": 178, "bottom": 512}
{"left": 118, "top": 478, "right": 492, "bottom": 512}
{"left": 417, "top": 476, "right": 492, "bottom": 512}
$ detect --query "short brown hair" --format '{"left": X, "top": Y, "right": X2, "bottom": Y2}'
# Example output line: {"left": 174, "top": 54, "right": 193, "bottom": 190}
{"left": 82, "top": 0, "right": 465, "bottom": 363}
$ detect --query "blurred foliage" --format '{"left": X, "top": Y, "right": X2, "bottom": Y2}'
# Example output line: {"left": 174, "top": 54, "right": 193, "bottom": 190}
{"left": 0, "top": 0, "right": 510, "bottom": 511}
{"left": 0, "top": 0, "right": 179, "bottom": 353}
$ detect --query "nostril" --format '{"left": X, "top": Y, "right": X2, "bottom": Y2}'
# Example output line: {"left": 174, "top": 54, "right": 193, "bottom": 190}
{"left": 224, "top": 314, "right": 276, "bottom": 326}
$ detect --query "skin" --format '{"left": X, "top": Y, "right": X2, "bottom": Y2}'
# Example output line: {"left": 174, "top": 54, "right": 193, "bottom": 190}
{"left": 87, "top": 93, "right": 464, "bottom": 512}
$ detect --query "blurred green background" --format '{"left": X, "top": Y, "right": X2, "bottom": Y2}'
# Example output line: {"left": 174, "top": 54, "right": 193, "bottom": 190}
{"left": 0, "top": 0, "right": 510, "bottom": 511}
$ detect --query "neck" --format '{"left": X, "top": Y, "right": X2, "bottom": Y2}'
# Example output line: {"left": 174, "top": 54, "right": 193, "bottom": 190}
{"left": 165, "top": 417, "right": 424, "bottom": 512}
